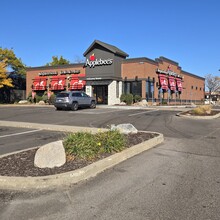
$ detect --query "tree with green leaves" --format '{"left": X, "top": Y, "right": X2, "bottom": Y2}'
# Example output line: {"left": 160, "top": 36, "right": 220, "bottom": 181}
{"left": 0, "top": 60, "right": 13, "bottom": 89}
{"left": 46, "top": 56, "right": 70, "bottom": 66}
{"left": 0, "top": 48, "right": 26, "bottom": 75}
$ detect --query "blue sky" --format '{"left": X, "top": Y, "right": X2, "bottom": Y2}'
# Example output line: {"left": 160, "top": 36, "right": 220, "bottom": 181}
{"left": 1, "top": 0, "right": 220, "bottom": 78}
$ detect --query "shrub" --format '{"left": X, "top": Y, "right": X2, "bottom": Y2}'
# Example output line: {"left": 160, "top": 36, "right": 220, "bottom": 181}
{"left": 49, "top": 94, "right": 56, "bottom": 105}
{"left": 120, "top": 93, "right": 127, "bottom": 103}
{"left": 95, "top": 129, "right": 126, "bottom": 154}
{"left": 27, "top": 92, "right": 34, "bottom": 103}
{"left": 120, "top": 93, "right": 133, "bottom": 105}
{"left": 42, "top": 92, "right": 48, "bottom": 103}
{"left": 63, "top": 132, "right": 98, "bottom": 160}
{"left": 35, "top": 94, "right": 43, "bottom": 103}
{"left": 134, "top": 95, "right": 142, "bottom": 103}
{"left": 63, "top": 130, "right": 127, "bottom": 160}
{"left": 192, "top": 105, "right": 212, "bottom": 115}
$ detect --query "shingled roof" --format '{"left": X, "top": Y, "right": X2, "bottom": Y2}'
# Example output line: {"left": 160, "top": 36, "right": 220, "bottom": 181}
{"left": 83, "top": 40, "right": 129, "bottom": 58}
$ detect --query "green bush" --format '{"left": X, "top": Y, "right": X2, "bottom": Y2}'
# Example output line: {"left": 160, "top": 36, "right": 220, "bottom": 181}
{"left": 27, "top": 92, "right": 34, "bottom": 103}
{"left": 63, "top": 132, "right": 99, "bottom": 160}
{"left": 42, "top": 92, "right": 48, "bottom": 103}
{"left": 120, "top": 93, "right": 133, "bottom": 105}
{"left": 49, "top": 94, "right": 56, "bottom": 105}
{"left": 134, "top": 95, "right": 142, "bottom": 103}
{"left": 95, "top": 129, "right": 126, "bottom": 154}
{"left": 125, "top": 93, "right": 133, "bottom": 105}
{"left": 63, "top": 130, "right": 127, "bottom": 160}
{"left": 35, "top": 94, "right": 43, "bottom": 103}
{"left": 120, "top": 93, "right": 127, "bottom": 103}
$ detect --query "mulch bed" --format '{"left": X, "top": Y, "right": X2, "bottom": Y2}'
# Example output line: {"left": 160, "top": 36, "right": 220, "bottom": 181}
{"left": 0, "top": 132, "right": 158, "bottom": 177}
{"left": 180, "top": 110, "right": 220, "bottom": 116}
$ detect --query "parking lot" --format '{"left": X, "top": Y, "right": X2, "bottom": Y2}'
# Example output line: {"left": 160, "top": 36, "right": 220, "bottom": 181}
{"left": 0, "top": 105, "right": 175, "bottom": 154}
{"left": 1, "top": 105, "right": 220, "bottom": 219}
{"left": 0, "top": 105, "right": 219, "bottom": 155}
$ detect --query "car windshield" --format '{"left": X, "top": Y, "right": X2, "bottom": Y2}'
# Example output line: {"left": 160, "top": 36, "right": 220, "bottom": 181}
{"left": 56, "top": 93, "right": 69, "bottom": 98}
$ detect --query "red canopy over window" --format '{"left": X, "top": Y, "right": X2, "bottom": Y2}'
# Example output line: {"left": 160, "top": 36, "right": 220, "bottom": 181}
{"left": 158, "top": 74, "right": 168, "bottom": 90}
{"left": 50, "top": 76, "right": 66, "bottom": 90}
{"left": 69, "top": 78, "right": 86, "bottom": 90}
{"left": 168, "top": 76, "right": 176, "bottom": 91}
{"left": 32, "top": 77, "right": 47, "bottom": 90}
{"left": 176, "top": 78, "right": 183, "bottom": 91}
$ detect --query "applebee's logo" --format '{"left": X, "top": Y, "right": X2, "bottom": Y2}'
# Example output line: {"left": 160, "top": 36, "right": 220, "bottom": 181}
{"left": 85, "top": 53, "right": 113, "bottom": 68}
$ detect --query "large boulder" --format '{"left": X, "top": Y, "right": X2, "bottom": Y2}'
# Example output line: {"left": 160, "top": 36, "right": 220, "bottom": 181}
{"left": 111, "top": 123, "right": 138, "bottom": 134}
{"left": 34, "top": 140, "right": 66, "bottom": 168}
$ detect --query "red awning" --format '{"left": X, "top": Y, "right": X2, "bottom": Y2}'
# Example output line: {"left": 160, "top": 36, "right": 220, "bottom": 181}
{"left": 50, "top": 76, "right": 66, "bottom": 90}
{"left": 69, "top": 78, "right": 86, "bottom": 90}
{"left": 32, "top": 77, "right": 47, "bottom": 90}
{"left": 158, "top": 74, "right": 168, "bottom": 90}
{"left": 168, "top": 76, "right": 176, "bottom": 91}
{"left": 176, "top": 78, "right": 183, "bottom": 91}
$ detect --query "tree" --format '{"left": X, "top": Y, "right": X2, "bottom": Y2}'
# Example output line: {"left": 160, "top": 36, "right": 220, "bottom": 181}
{"left": 46, "top": 56, "right": 70, "bottom": 66}
{"left": 0, "top": 48, "right": 26, "bottom": 75}
{"left": 0, "top": 60, "right": 13, "bottom": 89}
{"left": 205, "top": 74, "right": 220, "bottom": 93}
{"left": 205, "top": 74, "right": 220, "bottom": 102}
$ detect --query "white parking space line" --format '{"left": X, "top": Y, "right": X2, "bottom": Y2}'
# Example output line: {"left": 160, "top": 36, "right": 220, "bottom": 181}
{"left": 0, "top": 129, "right": 41, "bottom": 138}
{"left": 128, "top": 109, "right": 158, "bottom": 117}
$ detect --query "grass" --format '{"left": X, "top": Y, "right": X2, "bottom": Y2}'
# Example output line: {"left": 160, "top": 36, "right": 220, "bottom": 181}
{"left": 191, "top": 105, "right": 212, "bottom": 115}
{"left": 63, "top": 129, "right": 127, "bottom": 160}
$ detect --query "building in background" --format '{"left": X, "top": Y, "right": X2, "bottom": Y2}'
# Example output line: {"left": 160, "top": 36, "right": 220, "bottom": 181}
{"left": 26, "top": 40, "right": 205, "bottom": 105}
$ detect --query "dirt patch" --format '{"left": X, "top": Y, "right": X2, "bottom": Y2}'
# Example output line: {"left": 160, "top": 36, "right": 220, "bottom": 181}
{"left": 0, "top": 132, "right": 158, "bottom": 177}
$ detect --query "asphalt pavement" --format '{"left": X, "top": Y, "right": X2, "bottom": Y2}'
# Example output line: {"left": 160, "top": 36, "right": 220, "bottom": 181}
{"left": 0, "top": 104, "right": 220, "bottom": 220}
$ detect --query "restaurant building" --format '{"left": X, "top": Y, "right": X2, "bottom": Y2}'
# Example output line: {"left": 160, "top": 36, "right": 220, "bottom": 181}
{"left": 26, "top": 40, "right": 205, "bottom": 105}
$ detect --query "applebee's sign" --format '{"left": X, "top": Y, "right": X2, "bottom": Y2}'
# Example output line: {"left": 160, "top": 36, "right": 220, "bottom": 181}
{"left": 85, "top": 53, "right": 113, "bottom": 68}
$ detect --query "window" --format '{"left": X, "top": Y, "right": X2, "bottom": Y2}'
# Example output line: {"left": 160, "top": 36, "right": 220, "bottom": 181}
{"left": 191, "top": 86, "right": 193, "bottom": 89}
{"left": 123, "top": 81, "right": 141, "bottom": 96}
{"left": 131, "top": 81, "right": 142, "bottom": 96}
{"left": 146, "top": 79, "right": 154, "bottom": 100}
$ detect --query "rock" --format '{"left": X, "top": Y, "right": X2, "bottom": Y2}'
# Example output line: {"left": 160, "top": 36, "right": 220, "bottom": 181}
{"left": 111, "top": 123, "right": 138, "bottom": 134}
{"left": 18, "top": 100, "right": 29, "bottom": 104}
{"left": 119, "top": 102, "right": 126, "bottom": 105}
{"left": 34, "top": 140, "right": 66, "bottom": 168}
{"left": 138, "top": 100, "right": 148, "bottom": 106}
{"left": 37, "top": 100, "right": 45, "bottom": 105}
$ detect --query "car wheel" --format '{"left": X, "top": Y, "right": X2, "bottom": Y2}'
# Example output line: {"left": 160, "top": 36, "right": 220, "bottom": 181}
{"left": 56, "top": 107, "right": 62, "bottom": 111}
{"left": 90, "top": 101, "right": 96, "bottom": 109}
{"left": 71, "top": 102, "right": 78, "bottom": 111}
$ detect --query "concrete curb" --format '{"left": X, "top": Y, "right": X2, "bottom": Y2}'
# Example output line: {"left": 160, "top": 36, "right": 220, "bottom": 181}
{"left": 0, "top": 132, "right": 164, "bottom": 191}
{"left": 176, "top": 111, "right": 220, "bottom": 119}
{"left": 0, "top": 120, "right": 108, "bottom": 133}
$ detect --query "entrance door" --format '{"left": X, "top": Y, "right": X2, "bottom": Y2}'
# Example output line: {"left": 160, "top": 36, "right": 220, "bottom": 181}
{"left": 93, "top": 85, "right": 108, "bottom": 104}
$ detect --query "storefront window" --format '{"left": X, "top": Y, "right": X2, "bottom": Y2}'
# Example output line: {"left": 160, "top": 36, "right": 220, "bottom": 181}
{"left": 131, "top": 81, "right": 142, "bottom": 96}
{"left": 146, "top": 79, "right": 154, "bottom": 101}
{"left": 123, "top": 81, "right": 141, "bottom": 97}
{"left": 123, "top": 82, "right": 131, "bottom": 94}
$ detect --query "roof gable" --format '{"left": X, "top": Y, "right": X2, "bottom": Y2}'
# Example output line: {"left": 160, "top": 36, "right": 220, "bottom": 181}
{"left": 83, "top": 40, "right": 129, "bottom": 58}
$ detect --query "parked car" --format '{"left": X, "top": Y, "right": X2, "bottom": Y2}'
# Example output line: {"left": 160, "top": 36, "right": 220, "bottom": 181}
{"left": 54, "top": 91, "right": 96, "bottom": 111}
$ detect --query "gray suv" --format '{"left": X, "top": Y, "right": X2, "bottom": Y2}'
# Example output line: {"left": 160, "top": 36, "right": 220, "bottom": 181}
{"left": 54, "top": 91, "right": 96, "bottom": 111}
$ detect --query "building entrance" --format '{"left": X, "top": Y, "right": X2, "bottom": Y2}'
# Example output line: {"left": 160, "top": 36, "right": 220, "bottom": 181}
{"left": 93, "top": 85, "right": 108, "bottom": 104}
